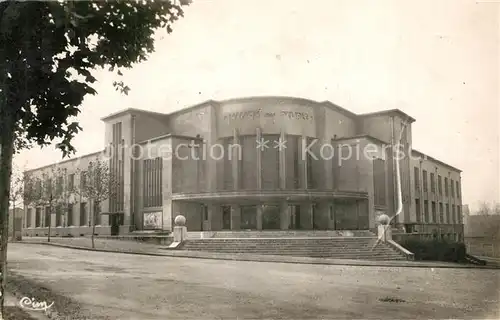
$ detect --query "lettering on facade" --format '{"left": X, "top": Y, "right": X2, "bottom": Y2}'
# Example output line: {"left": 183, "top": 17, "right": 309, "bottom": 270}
{"left": 223, "top": 109, "right": 313, "bottom": 123}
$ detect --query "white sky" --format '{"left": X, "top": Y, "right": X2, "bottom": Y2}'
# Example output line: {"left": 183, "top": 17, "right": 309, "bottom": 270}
{"left": 14, "top": 0, "right": 500, "bottom": 211}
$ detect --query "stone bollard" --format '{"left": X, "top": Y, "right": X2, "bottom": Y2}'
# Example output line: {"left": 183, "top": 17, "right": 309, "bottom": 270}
{"left": 377, "top": 214, "right": 392, "bottom": 243}
{"left": 173, "top": 215, "right": 187, "bottom": 243}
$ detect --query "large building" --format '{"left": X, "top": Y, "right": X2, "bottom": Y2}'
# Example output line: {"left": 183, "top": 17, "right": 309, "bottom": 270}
{"left": 22, "top": 96, "right": 464, "bottom": 241}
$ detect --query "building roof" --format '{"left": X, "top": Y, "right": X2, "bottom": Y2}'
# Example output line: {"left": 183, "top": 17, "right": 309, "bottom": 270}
{"left": 24, "top": 150, "right": 103, "bottom": 174}
{"left": 358, "top": 109, "right": 416, "bottom": 123}
{"left": 100, "top": 108, "right": 169, "bottom": 121}
{"left": 411, "top": 149, "right": 462, "bottom": 173}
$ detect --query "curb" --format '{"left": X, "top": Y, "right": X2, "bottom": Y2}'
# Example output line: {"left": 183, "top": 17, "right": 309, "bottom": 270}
{"left": 18, "top": 241, "right": 500, "bottom": 270}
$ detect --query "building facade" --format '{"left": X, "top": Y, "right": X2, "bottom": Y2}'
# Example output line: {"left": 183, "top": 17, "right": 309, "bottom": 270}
{"left": 22, "top": 96, "right": 464, "bottom": 240}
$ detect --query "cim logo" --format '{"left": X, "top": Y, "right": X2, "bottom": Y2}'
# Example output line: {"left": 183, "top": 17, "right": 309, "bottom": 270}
{"left": 19, "top": 297, "right": 54, "bottom": 311}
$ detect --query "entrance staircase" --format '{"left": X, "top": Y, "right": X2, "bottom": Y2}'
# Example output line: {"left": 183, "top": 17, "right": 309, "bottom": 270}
{"left": 180, "top": 230, "right": 407, "bottom": 261}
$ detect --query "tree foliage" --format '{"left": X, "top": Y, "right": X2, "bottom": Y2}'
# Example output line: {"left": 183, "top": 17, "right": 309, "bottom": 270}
{"left": 1, "top": 0, "right": 188, "bottom": 155}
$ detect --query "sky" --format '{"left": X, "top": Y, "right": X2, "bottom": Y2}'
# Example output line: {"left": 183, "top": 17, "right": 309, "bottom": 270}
{"left": 13, "top": 0, "right": 499, "bottom": 211}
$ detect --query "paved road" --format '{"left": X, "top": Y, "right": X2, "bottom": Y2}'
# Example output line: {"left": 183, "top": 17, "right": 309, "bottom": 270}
{"left": 7, "top": 243, "right": 500, "bottom": 319}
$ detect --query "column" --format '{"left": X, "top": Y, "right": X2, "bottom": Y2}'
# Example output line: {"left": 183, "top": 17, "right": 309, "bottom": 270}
{"left": 279, "top": 131, "right": 286, "bottom": 189}
{"left": 232, "top": 128, "right": 240, "bottom": 190}
{"left": 256, "top": 205, "right": 263, "bottom": 230}
{"left": 280, "top": 201, "right": 289, "bottom": 230}
{"left": 209, "top": 204, "right": 222, "bottom": 231}
{"left": 315, "top": 202, "right": 330, "bottom": 230}
{"left": 256, "top": 127, "right": 262, "bottom": 189}
{"left": 231, "top": 204, "right": 241, "bottom": 230}
{"left": 298, "top": 136, "right": 308, "bottom": 189}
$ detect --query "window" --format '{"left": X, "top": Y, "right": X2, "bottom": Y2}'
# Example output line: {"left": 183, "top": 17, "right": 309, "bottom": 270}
{"left": 431, "top": 201, "right": 436, "bottom": 223}
{"left": 45, "top": 206, "right": 51, "bottom": 227}
{"left": 26, "top": 208, "right": 32, "bottom": 228}
{"left": 439, "top": 203, "right": 444, "bottom": 224}
{"left": 422, "top": 170, "right": 428, "bottom": 192}
{"left": 80, "top": 171, "right": 87, "bottom": 189}
{"left": 262, "top": 134, "right": 280, "bottom": 190}
{"left": 444, "top": 177, "right": 449, "bottom": 196}
{"left": 457, "top": 205, "right": 462, "bottom": 224}
{"left": 456, "top": 181, "right": 460, "bottom": 198}
{"left": 373, "top": 158, "right": 386, "bottom": 206}
{"left": 56, "top": 205, "right": 62, "bottom": 227}
{"left": 93, "top": 202, "right": 101, "bottom": 225}
{"left": 438, "top": 175, "right": 442, "bottom": 195}
{"left": 414, "top": 167, "right": 420, "bottom": 190}
{"left": 67, "top": 204, "right": 73, "bottom": 226}
{"left": 80, "top": 202, "right": 87, "bottom": 226}
{"left": 452, "top": 205, "right": 456, "bottom": 224}
{"left": 143, "top": 157, "right": 163, "bottom": 208}
{"left": 35, "top": 208, "right": 42, "bottom": 227}
{"left": 56, "top": 176, "right": 63, "bottom": 196}
{"left": 203, "top": 205, "right": 208, "bottom": 221}
{"left": 68, "top": 174, "right": 75, "bottom": 191}
{"left": 45, "top": 179, "right": 53, "bottom": 199}
{"left": 424, "top": 200, "right": 429, "bottom": 223}
{"left": 446, "top": 204, "right": 450, "bottom": 223}
{"left": 430, "top": 173, "right": 435, "bottom": 193}
{"left": 450, "top": 179, "right": 455, "bottom": 197}
{"left": 415, "top": 199, "right": 421, "bottom": 222}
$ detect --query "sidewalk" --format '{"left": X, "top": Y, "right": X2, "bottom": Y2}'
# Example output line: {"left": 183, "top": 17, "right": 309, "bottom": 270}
{"left": 18, "top": 237, "right": 500, "bottom": 269}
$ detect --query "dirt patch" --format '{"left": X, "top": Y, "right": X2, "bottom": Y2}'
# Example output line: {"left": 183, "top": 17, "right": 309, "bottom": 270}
{"left": 4, "top": 306, "right": 40, "bottom": 320}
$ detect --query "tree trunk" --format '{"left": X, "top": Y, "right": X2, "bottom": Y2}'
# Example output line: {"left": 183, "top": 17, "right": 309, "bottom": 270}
{"left": 11, "top": 202, "right": 15, "bottom": 242}
{"left": 0, "top": 114, "right": 16, "bottom": 318}
{"left": 47, "top": 196, "right": 52, "bottom": 243}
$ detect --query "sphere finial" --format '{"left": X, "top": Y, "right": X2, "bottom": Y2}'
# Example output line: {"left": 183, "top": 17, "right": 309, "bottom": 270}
{"left": 377, "top": 214, "right": 390, "bottom": 226}
{"left": 174, "top": 215, "right": 186, "bottom": 226}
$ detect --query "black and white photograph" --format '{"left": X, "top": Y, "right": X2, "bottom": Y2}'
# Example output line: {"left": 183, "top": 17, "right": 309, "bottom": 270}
{"left": 0, "top": 0, "right": 498, "bottom": 319}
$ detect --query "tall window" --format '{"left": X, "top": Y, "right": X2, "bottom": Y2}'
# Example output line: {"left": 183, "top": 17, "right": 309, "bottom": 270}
{"left": 438, "top": 175, "right": 442, "bottom": 195}
{"left": 56, "top": 176, "right": 63, "bottom": 196}
{"left": 80, "top": 202, "right": 87, "bottom": 226}
{"left": 373, "top": 158, "right": 386, "bottom": 205}
{"left": 44, "top": 206, "right": 51, "bottom": 227}
{"left": 446, "top": 203, "right": 450, "bottom": 223}
{"left": 80, "top": 171, "right": 87, "bottom": 189}
{"left": 414, "top": 167, "right": 420, "bottom": 190}
{"left": 431, "top": 201, "right": 436, "bottom": 223}
{"left": 424, "top": 200, "right": 429, "bottom": 223}
{"left": 306, "top": 138, "right": 317, "bottom": 189}
{"left": 26, "top": 208, "right": 32, "bottom": 228}
{"left": 261, "top": 134, "right": 280, "bottom": 190}
{"left": 56, "top": 205, "right": 62, "bottom": 227}
{"left": 68, "top": 173, "right": 75, "bottom": 191}
{"left": 143, "top": 157, "right": 163, "bottom": 207}
{"left": 35, "top": 208, "right": 41, "bottom": 227}
{"left": 452, "top": 205, "right": 456, "bottom": 224}
{"left": 241, "top": 136, "right": 257, "bottom": 190}
{"left": 456, "top": 181, "right": 460, "bottom": 198}
{"left": 439, "top": 202, "right": 444, "bottom": 224}
{"left": 67, "top": 204, "right": 73, "bottom": 226}
{"left": 450, "top": 179, "right": 455, "bottom": 197}
{"left": 415, "top": 199, "right": 421, "bottom": 222}
{"left": 430, "top": 173, "right": 435, "bottom": 193}
{"left": 457, "top": 206, "right": 462, "bottom": 223}
{"left": 444, "top": 177, "right": 449, "bottom": 196}
{"left": 422, "top": 170, "right": 428, "bottom": 192}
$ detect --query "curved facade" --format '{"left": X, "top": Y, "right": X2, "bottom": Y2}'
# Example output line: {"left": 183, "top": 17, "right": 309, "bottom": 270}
{"left": 23, "top": 96, "right": 465, "bottom": 241}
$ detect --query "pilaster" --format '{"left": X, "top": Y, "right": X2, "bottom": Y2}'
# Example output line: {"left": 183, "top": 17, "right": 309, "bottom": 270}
{"left": 279, "top": 131, "right": 286, "bottom": 189}
{"left": 256, "top": 205, "right": 263, "bottom": 230}
{"left": 256, "top": 127, "right": 262, "bottom": 189}
{"left": 231, "top": 205, "right": 241, "bottom": 230}
{"left": 232, "top": 128, "right": 240, "bottom": 190}
{"left": 279, "top": 201, "right": 289, "bottom": 230}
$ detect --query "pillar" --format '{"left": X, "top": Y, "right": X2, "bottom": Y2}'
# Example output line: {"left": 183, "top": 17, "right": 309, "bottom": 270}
{"left": 279, "top": 131, "right": 286, "bottom": 189}
{"left": 256, "top": 127, "right": 262, "bottom": 189}
{"left": 232, "top": 128, "right": 240, "bottom": 190}
{"left": 316, "top": 202, "right": 330, "bottom": 230}
{"left": 208, "top": 204, "right": 221, "bottom": 231}
{"left": 298, "top": 136, "right": 308, "bottom": 189}
{"left": 231, "top": 204, "right": 241, "bottom": 230}
{"left": 280, "top": 201, "right": 289, "bottom": 230}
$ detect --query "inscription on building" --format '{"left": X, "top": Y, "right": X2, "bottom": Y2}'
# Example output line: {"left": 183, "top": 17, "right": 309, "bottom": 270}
{"left": 223, "top": 109, "right": 314, "bottom": 123}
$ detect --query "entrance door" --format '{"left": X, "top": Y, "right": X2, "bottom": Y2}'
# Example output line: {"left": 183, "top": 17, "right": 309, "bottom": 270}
{"left": 288, "top": 205, "right": 301, "bottom": 229}
{"left": 240, "top": 205, "right": 257, "bottom": 230}
{"left": 222, "top": 205, "right": 231, "bottom": 230}
{"left": 262, "top": 205, "right": 280, "bottom": 230}
{"left": 110, "top": 214, "right": 121, "bottom": 236}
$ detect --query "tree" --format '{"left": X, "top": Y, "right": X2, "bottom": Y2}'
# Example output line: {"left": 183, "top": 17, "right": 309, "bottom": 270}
{"left": 9, "top": 165, "right": 24, "bottom": 241}
{"left": 0, "top": 1, "right": 188, "bottom": 315}
{"left": 477, "top": 202, "right": 500, "bottom": 216}
{"left": 76, "top": 158, "right": 118, "bottom": 249}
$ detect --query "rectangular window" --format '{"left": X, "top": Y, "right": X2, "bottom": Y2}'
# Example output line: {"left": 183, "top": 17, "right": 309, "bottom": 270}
{"left": 438, "top": 175, "right": 442, "bottom": 195}
{"left": 439, "top": 202, "right": 444, "bottom": 224}
{"left": 67, "top": 204, "right": 73, "bottom": 226}
{"left": 45, "top": 206, "right": 51, "bottom": 227}
{"left": 431, "top": 201, "right": 436, "bottom": 223}
{"left": 452, "top": 205, "right": 456, "bottom": 224}
{"left": 456, "top": 181, "right": 460, "bottom": 198}
{"left": 444, "top": 177, "right": 449, "bottom": 196}
{"left": 424, "top": 200, "right": 429, "bottom": 223}
{"left": 68, "top": 173, "right": 75, "bottom": 191}
{"left": 446, "top": 203, "right": 450, "bottom": 223}
{"left": 203, "top": 205, "right": 208, "bottom": 221}
{"left": 262, "top": 134, "right": 280, "bottom": 190}
{"left": 430, "top": 173, "right": 435, "bottom": 193}
{"left": 457, "top": 206, "right": 462, "bottom": 223}
{"left": 35, "top": 208, "right": 42, "bottom": 227}
{"left": 415, "top": 199, "right": 421, "bottom": 223}
{"left": 422, "top": 170, "right": 428, "bottom": 192}
{"left": 414, "top": 167, "right": 420, "bottom": 191}
{"left": 26, "top": 208, "right": 33, "bottom": 228}
{"left": 45, "top": 179, "right": 52, "bottom": 199}
{"left": 56, "top": 205, "right": 62, "bottom": 227}
{"left": 143, "top": 157, "right": 163, "bottom": 208}
{"left": 80, "top": 202, "right": 87, "bottom": 227}
{"left": 450, "top": 179, "right": 455, "bottom": 197}
{"left": 80, "top": 171, "right": 87, "bottom": 189}
{"left": 306, "top": 138, "right": 317, "bottom": 189}
{"left": 56, "top": 176, "right": 63, "bottom": 196}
